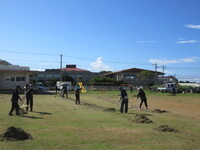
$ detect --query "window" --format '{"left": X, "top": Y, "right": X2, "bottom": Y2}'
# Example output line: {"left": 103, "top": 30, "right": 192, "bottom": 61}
{"left": 21, "top": 77, "right": 25, "bottom": 81}
{"left": 5, "top": 77, "right": 10, "bottom": 81}
{"left": 125, "top": 75, "right": 134, "bottom": 79}
{"left": 5, "top": 76, "right": 25, "bottom": 82}
{"left": 11, "top": 77, "right": 15, "bottom": 81}
{"left": 16, "top": 77, "right": 21, "bottom": 81}
{"left": 16, "top": 76, "right": 26, "bottom": 82}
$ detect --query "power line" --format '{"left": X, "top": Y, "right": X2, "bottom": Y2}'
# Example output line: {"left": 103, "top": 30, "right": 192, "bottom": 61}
{"left": 2, "top": 58, "right": 59, "bottom": 64}
{"left": 0, "top": 49, "right": 152, "bottom": 66}
{"left": 0, "top": 49, "right": 59, "bottom": 56}
{"left": 168, "top": 66, "right": 200, "bottom": 70}
{"left": 2, "top": 49, "right": 200, "bottom": 70}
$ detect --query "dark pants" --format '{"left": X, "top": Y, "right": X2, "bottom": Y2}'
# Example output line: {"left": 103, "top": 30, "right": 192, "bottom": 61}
{"left": 9, "top": 102, "right": 20, "bottom": 115}
{"left": 120, "top": 100, "right": 128, "bottom": 113}
{"left": 75, "top": 94, "right": 80, "bottom": 104}
{"left": 63, "top": 92, "right": 68, "bottom": 98}
{"left": 140, "top": 98, "right": 148, "bottom": 108}
{"left": 26, "top": 97, "right": 33, "bottom": 111}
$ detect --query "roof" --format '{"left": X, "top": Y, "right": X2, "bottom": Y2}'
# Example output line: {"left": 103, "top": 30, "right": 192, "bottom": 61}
{"left": 62, "top": 67, "right": 91, "bottom": 72}
{"left": 104, "top": 68, "right": 164, "bottom": 76}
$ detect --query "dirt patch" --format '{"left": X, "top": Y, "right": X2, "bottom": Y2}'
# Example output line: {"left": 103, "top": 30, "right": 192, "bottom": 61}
{"left": 154, "top": 125, "right": 179, "bottom": 133}
{"left": 103, "top": 108, "right": 116, "bottom": 112}
{"left": 0, "top": 126, "right": 33, "bottom": 141}
{"left": 152, "top": 109, "right": 168, "bottom": 113}
{"left": 131, "top": 114, "right": 153, "bottom": 124}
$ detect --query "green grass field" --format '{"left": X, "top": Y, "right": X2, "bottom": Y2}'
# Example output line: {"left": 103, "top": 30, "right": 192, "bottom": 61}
{"left": 0, "top": 91, "right": 200, "bottom": 150}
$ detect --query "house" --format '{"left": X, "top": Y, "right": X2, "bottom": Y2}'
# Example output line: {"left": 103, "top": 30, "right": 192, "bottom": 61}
{"left": 0, "top": 60, "right": 37, "bottom": 89}
{"left": 158, "top": 75, "right": 178, "bottom": 84}
{"left": 104, "top": 68, "right": 164, "bottom": 86}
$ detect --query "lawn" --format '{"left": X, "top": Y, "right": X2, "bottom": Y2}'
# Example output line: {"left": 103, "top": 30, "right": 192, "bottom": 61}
{"left": 0, "top": 91, "right": 200, "bottom": 150}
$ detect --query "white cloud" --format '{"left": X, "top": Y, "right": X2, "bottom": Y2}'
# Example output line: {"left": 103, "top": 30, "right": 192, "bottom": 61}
{"left": 176, "top": 40, "right": 198, "bottom": 44}
{"left": 137, "top": 40, "right": 157, "bottom": 43}
{"left": 185, "top": 24, "right": 200, "bottom": 29}
{"left": 149, "top": 57, "right": 200, "bottom": 65}
{"left": 149, "top": 59, "right": 179, "bottom": 64}
{"left": 90, "top": 57, "right": 112, "bottom": 72}
{"left": 180, "top": 57, "right": 199, "bottom": 63}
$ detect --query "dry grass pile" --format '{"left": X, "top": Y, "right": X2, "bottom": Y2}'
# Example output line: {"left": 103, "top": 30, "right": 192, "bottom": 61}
{"left": 131, "top": 114, "right": 153, "bottom": 124}
{"left": 0, "top": 126, "right": 32, "bottom": 141}
{"left": 154, "top": 125, "right": 179, "bottom": 133}
{"left": 19, "top": 109, "right": 28, "bottom": 116}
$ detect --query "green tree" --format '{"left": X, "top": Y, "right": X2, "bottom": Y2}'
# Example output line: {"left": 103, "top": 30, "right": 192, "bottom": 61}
{"left": 91, "top": 76, "right": 125, "bottom": 86}
{"left": 136, "top": 71, "right": 154, "bottom": 86}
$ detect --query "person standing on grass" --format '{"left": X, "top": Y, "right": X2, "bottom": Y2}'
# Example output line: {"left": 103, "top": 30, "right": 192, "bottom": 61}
{"left": 9, "top": 86, "right": 22, "bottom": 116}
{"left": 62, "top": 85, "right": 68, "bottom": 98}
{"left": 172, "top": 87, "right": 176, "bottom": 96}
{"left": 137, "top": 88, "right": 148, "bottom": 110}
{"left": 119, "top": 87, "right": 129, "bottom": 113}
{"left": 130, "top": 86, "right": 133, "bottom": 93}
{"left": 55, "top": 85, "right": 58, "bottom": 95}
{"left": 25, "top": 84, "right": 34, "bottom": 112}
{"left": 75, "top": 86, "right": 81, "bottom": 105}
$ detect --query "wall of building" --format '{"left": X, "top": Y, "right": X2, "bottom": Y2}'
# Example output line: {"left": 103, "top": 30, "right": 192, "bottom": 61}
{"left": 0, "top": 71, "right": 29, "bottom": 89}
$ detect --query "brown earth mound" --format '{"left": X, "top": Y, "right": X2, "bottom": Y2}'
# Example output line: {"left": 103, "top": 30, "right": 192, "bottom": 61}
{"left": 103, "top": 108, "right": 116, "bottom": 112}
{"left": 131, "top": 114, "right": 153, "bottom": 124}
{"left": 154, "top": 125, "right": 179, "bottom": 133}
{"left": 152, "top": 109, "right": 168, "bottom": 113}
{"left": 0, "top": 126, "right": 33, "bottom": 141}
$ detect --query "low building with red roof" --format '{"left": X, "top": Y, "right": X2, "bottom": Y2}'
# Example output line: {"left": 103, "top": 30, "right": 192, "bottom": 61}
{"left": 36, "top": 65, "right": 94, "bottom": 84}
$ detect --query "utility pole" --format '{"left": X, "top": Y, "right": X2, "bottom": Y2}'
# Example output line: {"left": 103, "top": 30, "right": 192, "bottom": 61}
{"left": 153, "top": 63, "right": 159, "bottom": 85}
{"left": 161, "top": 66, "right": 166, "bottom": 75}
{"left": 60, "top": 54, "right": 62, "bottom": 82}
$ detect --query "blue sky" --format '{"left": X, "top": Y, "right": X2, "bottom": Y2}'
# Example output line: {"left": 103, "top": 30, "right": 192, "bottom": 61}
{"left": 0, "top": 0, "right": 200, "bottom": 82}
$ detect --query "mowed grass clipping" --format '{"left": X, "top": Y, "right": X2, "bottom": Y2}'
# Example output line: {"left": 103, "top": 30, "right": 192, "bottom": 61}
{"left": 0, "top": 91, "right": 200, "bottom": 150}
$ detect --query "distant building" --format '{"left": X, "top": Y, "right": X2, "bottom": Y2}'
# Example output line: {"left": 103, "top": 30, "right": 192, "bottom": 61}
{"left": 35, "top": 65, "right": 95, "bottom": 85}
{"left": 32, "top": 69, "right": 60, "bottom": 83}
{"left": 0, "top": 60, "right": 37, "bottom": 89}
{"left": 104, "top": 68, "right": 164, "bottom": 86}
{"left": 62, "top": 65, "right": 93, "bottom": 83}
{"left": 158, "top": 75, "right": 178, "bottom": 84}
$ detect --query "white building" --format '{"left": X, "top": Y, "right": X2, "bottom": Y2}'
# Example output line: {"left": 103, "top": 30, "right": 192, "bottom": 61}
{"left": 0, "top": 60, "right": 37, "bottom": 89}
{"left": 158, "top": 75, "right": 177, "bottom": 84}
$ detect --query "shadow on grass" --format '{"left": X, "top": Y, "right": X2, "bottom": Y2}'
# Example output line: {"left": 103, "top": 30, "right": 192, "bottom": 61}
{"left": 22, "top": 116, "right": 44, "bottom": 119}
{"left": 82, "top": 102, "right": 104, "bottom": 109}
{"left": 32, "top": 111, "right": 53, "bottom": 115}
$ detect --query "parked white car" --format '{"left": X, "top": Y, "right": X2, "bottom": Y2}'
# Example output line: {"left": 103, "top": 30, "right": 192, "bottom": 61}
{"left": 31, "top": 82, "right": 49, "bottom": 92}
{"left": 56, "top": 81, "right": 72, "bottom": 90}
